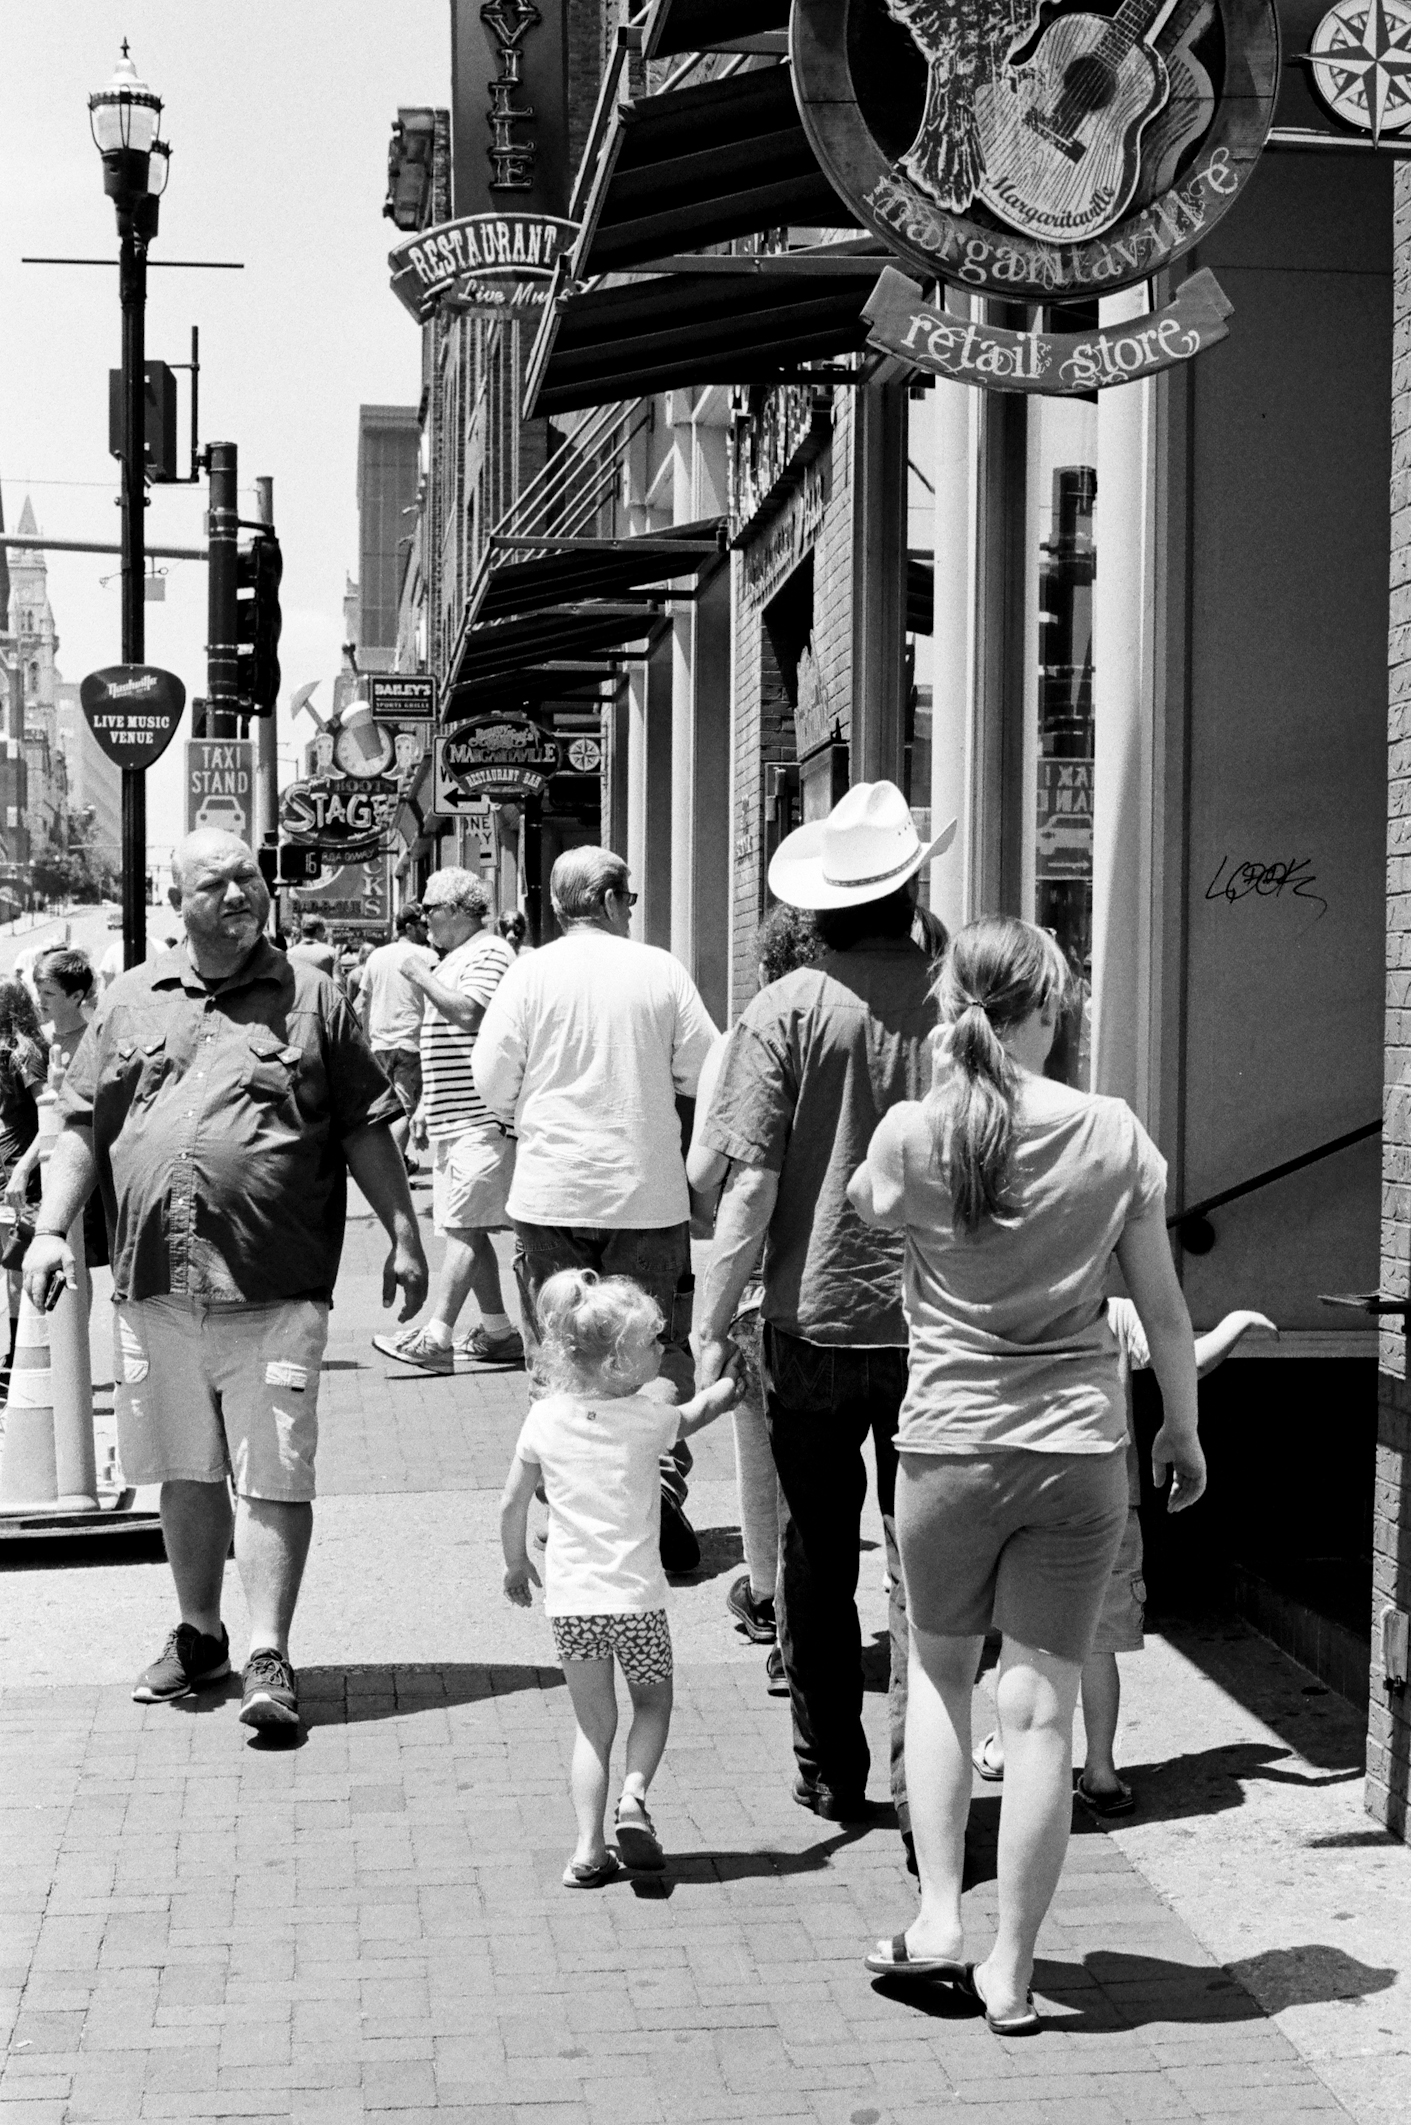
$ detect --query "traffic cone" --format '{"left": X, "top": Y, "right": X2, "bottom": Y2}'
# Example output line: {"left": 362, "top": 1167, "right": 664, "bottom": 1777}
{"left": 0, "top": 1085, "right": 98, "bottom": 1515}
{"left": 0, "top": 1283, "right": 60, "bottom": 1511}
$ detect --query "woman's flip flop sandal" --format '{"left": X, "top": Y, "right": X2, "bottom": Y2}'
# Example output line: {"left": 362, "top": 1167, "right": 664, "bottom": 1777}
{"left": 973, "top": 1731, "right": 1005, "bottom": 1783}
{"left": 962, "top": 1963, "right": 1043, "bottom": 2035}
{"left": 614, "top": 1800, "right": 666, "bottom": 1872}
{"left": 864, "top": 1933, "right": 968, "bottom": 1981}
{"left": 562, "top": 1853, "right": 624, "bottom": 1889}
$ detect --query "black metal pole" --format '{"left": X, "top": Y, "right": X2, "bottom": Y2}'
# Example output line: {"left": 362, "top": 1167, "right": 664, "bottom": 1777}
{"left": 206, "top": 440, "right": 240, "bottom": 739}
{"left": 119, "top": 221, "right": 146, "bottom": 970}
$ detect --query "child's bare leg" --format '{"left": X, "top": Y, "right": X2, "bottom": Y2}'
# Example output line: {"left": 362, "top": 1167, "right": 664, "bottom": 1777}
{"left": 561, "top": 1657, "right": 617, "bottom": 1865}
{"left": 1080, "top": 1652, "right": 1122, "bottom": 1791}
{"left": 620, "top": 1673, "right": 673, "bottom": 1807}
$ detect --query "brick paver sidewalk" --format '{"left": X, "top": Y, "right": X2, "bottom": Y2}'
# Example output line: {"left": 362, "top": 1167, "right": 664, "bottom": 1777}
{"left": 0, "top": 1218, "right": 1356, "bottom": 2121}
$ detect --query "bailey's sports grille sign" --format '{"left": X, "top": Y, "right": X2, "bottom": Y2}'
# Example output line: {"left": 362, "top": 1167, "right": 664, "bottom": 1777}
{"left": 791, "top": 0, "right": 1279, "bottom": 302}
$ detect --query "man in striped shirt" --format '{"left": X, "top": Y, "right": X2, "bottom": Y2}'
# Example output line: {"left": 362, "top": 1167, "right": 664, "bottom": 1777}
{"left": 372, "top": 869, "right": 522, "bottom": 1372}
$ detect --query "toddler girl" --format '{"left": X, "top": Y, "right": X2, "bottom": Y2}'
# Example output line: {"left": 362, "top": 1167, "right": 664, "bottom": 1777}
{"left": 501, "top": 1269, "right": 738, "bottom": 1886}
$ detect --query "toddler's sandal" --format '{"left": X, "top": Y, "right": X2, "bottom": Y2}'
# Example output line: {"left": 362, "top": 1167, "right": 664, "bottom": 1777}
{"left": 562, "top": 1853, "right": 624, "bottom": 1889}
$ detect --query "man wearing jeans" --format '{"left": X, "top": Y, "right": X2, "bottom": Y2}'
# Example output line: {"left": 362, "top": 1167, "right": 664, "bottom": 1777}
{"left": 472, "top": 845, "right": 716, "bottom": 1566}
{"left": 694, "top": 782, "right": 951, "bottom": 1841}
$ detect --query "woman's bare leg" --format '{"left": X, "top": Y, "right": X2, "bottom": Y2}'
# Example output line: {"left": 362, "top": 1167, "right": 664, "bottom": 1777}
{"left": 978, "top": 1638, "right": 1082, "bottom": 2019}
{"left": 893, "top": 1624, "right": 984, "bottom": 1960}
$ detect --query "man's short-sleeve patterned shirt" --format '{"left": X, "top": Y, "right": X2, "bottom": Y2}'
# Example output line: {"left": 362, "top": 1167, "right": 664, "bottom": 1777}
{"left": 59, "top": 939, "right": 401, "bottom": 1304}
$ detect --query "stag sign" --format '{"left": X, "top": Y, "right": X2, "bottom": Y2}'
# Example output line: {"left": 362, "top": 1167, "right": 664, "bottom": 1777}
{"left": 791, "top": 0, "right": 1279, "bottom": 306}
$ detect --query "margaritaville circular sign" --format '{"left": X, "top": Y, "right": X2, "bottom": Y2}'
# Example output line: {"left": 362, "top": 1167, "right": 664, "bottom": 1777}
{"left": 791, "top": 0, "right": 1280, "bottom": 300}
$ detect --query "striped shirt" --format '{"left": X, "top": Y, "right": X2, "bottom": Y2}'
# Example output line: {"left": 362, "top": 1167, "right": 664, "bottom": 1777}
{"left": 419, "top": 931, "right": 515, "bottom": 1140}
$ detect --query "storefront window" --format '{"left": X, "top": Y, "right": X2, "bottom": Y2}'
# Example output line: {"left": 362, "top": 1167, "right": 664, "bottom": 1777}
{"left": 1025, "top": 400, "right": 1096, "bottom": 1087}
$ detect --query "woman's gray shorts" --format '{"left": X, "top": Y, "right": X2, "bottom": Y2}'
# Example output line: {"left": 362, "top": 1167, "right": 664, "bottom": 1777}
{"left": 897, "top": 1447, "right": 1129, "bottom": 1665}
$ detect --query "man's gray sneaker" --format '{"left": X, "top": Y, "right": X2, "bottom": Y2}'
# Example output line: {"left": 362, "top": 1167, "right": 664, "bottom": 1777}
{"left": 240, "top": 1648, "right": 299, "bottom": 1728}
{"left": 133, "top": 1623, "right": 231, "bottom": 1705}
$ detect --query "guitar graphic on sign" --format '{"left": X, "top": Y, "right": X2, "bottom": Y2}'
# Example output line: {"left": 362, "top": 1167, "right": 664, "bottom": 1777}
{"left": 971, "top": 0, "right": 1184, "bottom": 239}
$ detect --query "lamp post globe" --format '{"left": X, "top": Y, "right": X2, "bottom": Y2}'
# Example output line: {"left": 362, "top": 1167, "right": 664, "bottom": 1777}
{"left": 88, "top": 43, "right": 164, "bottom": 220}
{"left": 91, "top": 41, "right": 169, "bottom": 970}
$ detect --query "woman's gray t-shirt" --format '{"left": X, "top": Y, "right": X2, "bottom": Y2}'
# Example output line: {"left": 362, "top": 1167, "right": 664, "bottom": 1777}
{"left": 859, "top": 1075, "right": 1168, "bottom": 1455}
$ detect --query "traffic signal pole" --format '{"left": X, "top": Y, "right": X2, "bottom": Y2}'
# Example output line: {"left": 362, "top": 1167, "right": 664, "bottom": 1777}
{"left": 205, "top": 439, "right": 240, "bottom": 740}
{"left": 253, "top": 475, "right": 279, "bottom": 852}
{"left": 118, "top": 217, "right": 147, "bottom": 969}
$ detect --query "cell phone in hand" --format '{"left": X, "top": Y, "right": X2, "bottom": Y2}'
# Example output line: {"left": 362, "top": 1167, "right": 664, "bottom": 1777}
{"left": 43, "top": 1272, "right": 66, "bottom": 1312}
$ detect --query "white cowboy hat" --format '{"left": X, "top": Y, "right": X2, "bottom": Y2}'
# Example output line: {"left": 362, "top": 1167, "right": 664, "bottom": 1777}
{"left": 768, "top": 780, "right": 957, "bottom": 911}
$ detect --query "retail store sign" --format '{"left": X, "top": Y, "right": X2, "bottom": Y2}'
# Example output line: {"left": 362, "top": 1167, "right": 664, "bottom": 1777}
{"left": 279, "top": 775, "right": 399, "bottom": 853}
{"left": 435, "top": 715, "right": 560, "bottom": 806}
{"left": 388, "top": 212, "right": 576, "bottom": 321}
{"left": 185, "top": 739, "right": 253, "bottom": 845}
{"left": 791, "top": 0, "right": 1279, "bottom": 302}
{"left": 865, "top": 265, "right": 1233, "bottom": 394}
{"left": 292, "top": 859, "right": 392, "bottom": 933}
{"left": 79, "top": 664, "right": 184, "bottom": 770}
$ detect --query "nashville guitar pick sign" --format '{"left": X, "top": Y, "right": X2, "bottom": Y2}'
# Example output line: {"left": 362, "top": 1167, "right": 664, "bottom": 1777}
{"left": 791, "top": 0, "right": 1280, "bottom": 391}
{"left": 79, "top": 665, "right": 185, "bottom": 770}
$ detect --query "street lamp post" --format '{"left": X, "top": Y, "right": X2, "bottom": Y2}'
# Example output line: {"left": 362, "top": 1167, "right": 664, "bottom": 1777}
{"left": 89, "top": 44, "right": 169, "bottom": 970}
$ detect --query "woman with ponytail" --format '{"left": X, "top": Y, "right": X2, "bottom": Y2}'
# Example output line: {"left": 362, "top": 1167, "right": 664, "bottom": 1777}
{"left": 848, "top": 915, "right": 1205, "bottom": 2033}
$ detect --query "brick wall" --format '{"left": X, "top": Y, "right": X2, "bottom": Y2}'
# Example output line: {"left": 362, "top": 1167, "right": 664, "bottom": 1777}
{"left": 1373, "top": 157, "right": 1411, "bottom": 1839}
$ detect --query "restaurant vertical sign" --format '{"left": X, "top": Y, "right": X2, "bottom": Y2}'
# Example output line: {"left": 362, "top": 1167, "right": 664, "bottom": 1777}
{"left": 388, "top": 3, "right": 575, "bottom": 323}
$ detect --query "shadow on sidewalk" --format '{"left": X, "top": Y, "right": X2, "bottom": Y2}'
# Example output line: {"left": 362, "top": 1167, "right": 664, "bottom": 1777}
{"left": 295, "top": 1662, "right": 565, "bottom": 1726}
{"left": 875, "top": 1944, "right": 1396, "bottom": 2025}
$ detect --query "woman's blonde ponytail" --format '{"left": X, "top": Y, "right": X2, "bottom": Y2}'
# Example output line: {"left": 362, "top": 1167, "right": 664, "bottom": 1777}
{"left": 927, "top": 917, "right": 1071, "bottom": 1233}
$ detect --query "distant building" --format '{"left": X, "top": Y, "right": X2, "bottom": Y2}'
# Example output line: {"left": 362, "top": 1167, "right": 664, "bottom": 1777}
{"left": 55, "top": 678, "right": 121, "bottom": 872}
{"left": 0, "top": 490, "right": 28, "bottom": 874}
{"left": 5, "top": 497, "right": 67, "bottom": 866}
{"left": 349, "top": 405, "right": 420, "bottom": 673}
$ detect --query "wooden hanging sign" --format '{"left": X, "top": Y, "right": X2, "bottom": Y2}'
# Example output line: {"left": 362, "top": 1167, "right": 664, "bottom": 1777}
{"left": 864, "top": 264, "right": 1233, "bottom": 393}
{"left": 791, "top": 0, "right": 1280, "bottom": 303}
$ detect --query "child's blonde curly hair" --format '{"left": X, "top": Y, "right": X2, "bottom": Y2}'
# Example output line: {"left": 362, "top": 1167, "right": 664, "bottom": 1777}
{"left": 536, "top": 1270, "right": 664, "bottom": 1395}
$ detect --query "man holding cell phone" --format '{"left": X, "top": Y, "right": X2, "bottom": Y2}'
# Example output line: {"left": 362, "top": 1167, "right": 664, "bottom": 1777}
{"left": 23, "top": 829, "right": 427, "bottom": 1734}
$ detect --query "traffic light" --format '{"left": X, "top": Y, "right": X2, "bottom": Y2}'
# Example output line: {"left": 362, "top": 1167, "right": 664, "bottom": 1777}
{"left": 257, "top": 843, "right": 278, "bottom": 893}
{"left": 278, "top": 844, "right": 321, "bottom": 885}
{"left": 236, "top": 533, "right": 283, "bottom": 716}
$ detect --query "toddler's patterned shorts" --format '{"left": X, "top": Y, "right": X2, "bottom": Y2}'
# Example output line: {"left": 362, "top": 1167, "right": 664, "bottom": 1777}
{"left": 550, "top": 1609, "right": 673, "bottom": 1684}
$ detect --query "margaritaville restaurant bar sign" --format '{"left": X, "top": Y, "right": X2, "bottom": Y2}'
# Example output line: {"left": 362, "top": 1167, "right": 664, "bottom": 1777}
{"left": 791, "top": 0, "right": 1281, "bottom": 393}
{"left": 388, "top": 213, "right": 576, "bottom": 321}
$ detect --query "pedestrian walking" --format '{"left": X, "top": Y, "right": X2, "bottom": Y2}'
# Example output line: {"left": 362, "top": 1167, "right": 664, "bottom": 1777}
{"left": 694, "top": 782, "right": 952, "bottom": 1837}
{"left": 0, "top": 977, "right": 46, "bottom": 1396}
{"left": 686, "top": 903, "right": 823, "bottom": 1697}
{"left": 973, "top": 1297, "right": 1276, "bottom": 1813}
{"left": 22, "top": 829, "right": 428, "bottom": 1732}
{"left": 374, "top": 870, "right": 521, "bottom": 1371}
{"left": 500, "top": 1270, "right": 739, "bottom": 1885}
{"left": 357, "top": 904, "right": 432, "bottom": 1166}
{"left": 287, "top": 915, "right": 336, "bottom": 976}
{"left": 848, "top": 914, "right": 1206, "bottom": 2032}
{"left": 496, "top": 908, "right": 533, "bottom": 955}
{"left": 473, "top": 846, "right": 717, "bottom": 1566}
{"left": 32, "top": 948, "right": 97, "bottom": 1081}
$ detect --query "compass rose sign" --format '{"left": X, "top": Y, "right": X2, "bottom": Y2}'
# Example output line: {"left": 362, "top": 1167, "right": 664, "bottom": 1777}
{"left": 1308, "top": 0, "right": 1411, "bottom": 139}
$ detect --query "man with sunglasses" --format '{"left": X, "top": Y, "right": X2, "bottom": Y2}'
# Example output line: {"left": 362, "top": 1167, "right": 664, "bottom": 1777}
{"left": 473, "top": 846, "right": 716, "bottom": 1566}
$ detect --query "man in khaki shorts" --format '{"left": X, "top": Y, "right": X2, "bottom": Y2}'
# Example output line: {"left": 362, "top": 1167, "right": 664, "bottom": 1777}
{"left": 374, "top": 868, "right": 522, "bottom": 1372}
{"left": 24, "top": 829, "right": 428, "bottom": 1732}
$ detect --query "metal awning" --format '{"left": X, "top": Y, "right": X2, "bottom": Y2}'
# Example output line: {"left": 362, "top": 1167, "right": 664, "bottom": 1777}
{"left": 643, "top": 0, "right": 790, "bottom": 59}
{"left": 474, "top": 519, "right": 726, "bottom": 626}
{"left": 452, "top": 606, "right": 663, "bottom": 688}
{"left": 526, "top": 259, "right": 879, "bottom": 418}
{"left": 572, "top": 61, "right": 850, "bottom": 280}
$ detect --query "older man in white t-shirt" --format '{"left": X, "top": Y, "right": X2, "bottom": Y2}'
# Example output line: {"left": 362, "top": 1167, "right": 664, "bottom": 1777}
{"left": 473, "top": 846, "right": 716, "bottom": 1564}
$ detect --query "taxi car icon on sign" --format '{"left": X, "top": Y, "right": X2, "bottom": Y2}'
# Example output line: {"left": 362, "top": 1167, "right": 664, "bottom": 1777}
{"left": 194, "top": 792, "right": 248, "bottom": 838}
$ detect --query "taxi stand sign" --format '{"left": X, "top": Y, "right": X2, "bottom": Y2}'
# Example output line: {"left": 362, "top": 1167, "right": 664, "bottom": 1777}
{"left": 185, "top": 739, "right": 254, "bottom": 847}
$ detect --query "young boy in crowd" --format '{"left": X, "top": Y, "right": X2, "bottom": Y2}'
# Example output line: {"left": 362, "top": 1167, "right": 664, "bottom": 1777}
{"left": 974, "top": 1300, "right": 1277, "bottom": 1814}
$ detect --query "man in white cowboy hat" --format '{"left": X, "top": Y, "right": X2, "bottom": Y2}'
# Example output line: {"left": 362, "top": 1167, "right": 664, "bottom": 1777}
{"left": 695, "top": 781, "right": 953, "bottom": 1846}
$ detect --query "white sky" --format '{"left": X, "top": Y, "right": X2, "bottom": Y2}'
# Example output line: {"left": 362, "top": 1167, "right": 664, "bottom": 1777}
{"left": 0, "top": 2, "right": 450, "bottom": 862}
